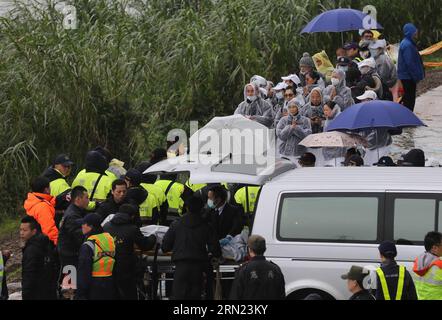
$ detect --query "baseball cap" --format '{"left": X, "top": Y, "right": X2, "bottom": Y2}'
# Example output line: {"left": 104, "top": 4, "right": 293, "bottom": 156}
{"left": 123, "top": 168, "right": 142, "bottom": 186}
{"left": 374, "top": 156, "right": 396, "bottom": 167}
{"left": 358, "top": 58, "right": 376, "bottom": 69}
{"left": 78, "top": 213, "right": 102, "bottom": 228}
{"left": 53, "top": 154, "right": 74, "bottom": 166}
{"left": 369, "top": 39, "right": 387, "bottom": 50}
{"left": 273, "top": 82, "right": 288, "bottom": 91}
{"left": 341, "top": 265, "right": 369, "bottom": 281}
{"left": 357, "top": 90, "right": 378, "bottom": 101}
{"left": 281, "top": 74, "right": 301, "bottom": 86}
{"left": 378, "top": 241, "right": 397, "bottom": 258}
{"left": 343, "top": 42, "right": 359, "bottom": 50}
{"left": 336, "top": 56, "right": 351, "bottom": 66}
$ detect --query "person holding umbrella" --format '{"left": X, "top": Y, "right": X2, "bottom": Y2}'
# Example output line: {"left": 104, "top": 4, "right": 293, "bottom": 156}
{"left": 356, "top": 91, "right": 393, "bottom": 166}
{"left": 322, "top": 101, "right": 346, "bottom": 166}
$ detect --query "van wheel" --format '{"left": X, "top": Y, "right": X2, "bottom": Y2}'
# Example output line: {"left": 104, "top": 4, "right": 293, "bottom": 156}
{"left": 287, "top": 289, "right": 335, "bottom": 300}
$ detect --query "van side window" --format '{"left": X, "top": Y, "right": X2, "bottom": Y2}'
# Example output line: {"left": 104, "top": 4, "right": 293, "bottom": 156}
{"left": 277, "top": 195, "right": 379, "bottom": 242}
{"left": 394, "top": 199, "right": 436, "bottom": 243}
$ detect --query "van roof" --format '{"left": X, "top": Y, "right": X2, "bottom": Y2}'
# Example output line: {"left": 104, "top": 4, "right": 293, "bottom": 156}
{"left": 268, "top": 167, "right": 442, "bottom": 192}
{"left": 143, "top": 154, "right": 296, "bottom": 185}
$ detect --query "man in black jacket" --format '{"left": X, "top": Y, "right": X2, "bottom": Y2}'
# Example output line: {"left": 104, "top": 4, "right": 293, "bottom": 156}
{"left": 375, "top": 241, "right": 417, "bottom": 300}
{"left": 57, "top": 186, "right": 89, "bottom": 272}
{"left": 96, "top": 179, "right": 128, "bottom": 222}
{"left": 162, "top": 196, "right": 221, "bottom": 300}
{"left": 206, "top": 185, "right": 243, "bottom": 240}
{"left": 20, "top": 216, "right": 57, "bottom": 300}
{"left": 103, "top": 204, "right": 157, "bottom": 300}
{"left": 341, "top": 265, "right": 375, "bottom": 300}
{"left": 230, "top": 235, "right": 285, "bottom": 300}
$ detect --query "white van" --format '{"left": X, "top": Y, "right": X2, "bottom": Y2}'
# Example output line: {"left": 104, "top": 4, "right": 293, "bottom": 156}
{"left": 146, "top": 156, "right": 440, "bottom": 300}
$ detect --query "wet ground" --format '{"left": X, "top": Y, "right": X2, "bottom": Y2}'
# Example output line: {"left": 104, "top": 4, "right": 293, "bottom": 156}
{"left": 391, "top": 70, "right": 442, "bottom": 162}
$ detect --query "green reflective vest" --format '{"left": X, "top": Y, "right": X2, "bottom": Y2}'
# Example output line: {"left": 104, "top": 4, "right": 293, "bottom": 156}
{"left": 141, "top": 183, "right": 166, "bottom": 209}
{"left": 139, "top": 191, "right": 158, "bottom": 219}
{"left": 234, "top": 186, "right": 261, "bottom": 215}
{"left": 377, "top": 266, "right": 406, "bottom": 300}
{"left": 87, "top": 233, "right": 115, "bottom": 278}
{"left": 49, "top": 169, "right": 71, "bottom": 197}
{"left": 72, "top": 171, "right": 113, "bottom": 202}
{"left": 185, "top": 180, "right": 207, "bottom": 192}
{"left": 0, "top": 252, "right": 4, "bottom": 297}
{"left": 414, "top": 262, "right": 442, "bottom": 300}
{"left": 78, "top": 169, "right": 118, "bottom": 183}
{"left": 154, "top": 180, "right": 185, "bottom": 215}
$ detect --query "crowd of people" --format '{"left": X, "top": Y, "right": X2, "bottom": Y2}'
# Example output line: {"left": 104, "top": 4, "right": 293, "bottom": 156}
{"left": 0, "top": 23, "right": 439, "bottom": 301}
{"left": 234, "top": 24, "right": 425, "bottom": 167}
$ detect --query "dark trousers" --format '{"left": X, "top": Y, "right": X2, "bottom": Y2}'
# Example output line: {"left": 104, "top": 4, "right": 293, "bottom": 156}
{"left": 172, "top": 261, "right": 205, "bottom": 300}
{"left": 402, "top": 79, "right": 417, "bottom": 112}
{"left": 115, "top": 273, "right": 137, "bottom": 300}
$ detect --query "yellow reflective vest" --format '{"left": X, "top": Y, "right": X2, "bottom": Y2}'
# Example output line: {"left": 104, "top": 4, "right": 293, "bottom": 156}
{"left": 413, "top": 257, "right": 442, "bottom": 300}
{"left": 48, "top": 169, "right": 71, "bottom": 197}
{"left": 376, "top": 266, "right": 406, "bottom": 300}
{"left": 234, "top": 186, "right": 261, "bottom": 215}
{"left": 86, "top": 233, "right": 115, "bottom": 278}
{"left": 141, "top": 183, "right": 166, "bottom": 209}
{"left": 139, "top": 190, "right": 159, "bottom": 219}
{"left": 154, "top": 180, "right": 185, "bottom": 215}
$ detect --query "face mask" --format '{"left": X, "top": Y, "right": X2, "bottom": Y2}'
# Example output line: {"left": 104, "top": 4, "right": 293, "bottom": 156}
{"left": 207, "top": 199, "right": 216, "bottom": 209}
{"left": 296, "top": 87, "right": 303, "bottom": 95}
{"left": 276, "top": 92, "right": 284, "bottom": 100}
{"left": 337, "top": 66, "right": 348, "bottom": 73}
{"left": 246, "top": 95, "right": 257, "bottom": 103}
{"left": 331, "top": 78, "right": 340, "bottom": 86}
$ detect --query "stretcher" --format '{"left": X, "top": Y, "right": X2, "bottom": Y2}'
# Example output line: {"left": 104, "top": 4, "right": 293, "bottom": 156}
{"left": 134, "top": 247, "right": 241, "bottom": 300}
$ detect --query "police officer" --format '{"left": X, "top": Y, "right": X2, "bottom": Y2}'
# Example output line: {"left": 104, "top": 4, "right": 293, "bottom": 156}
{"left": 230, "top": 235, "right": 285, "bottom": 300}
{"left": 233, "top": 185, "right": 261, "bottom": 227}
{"left": 154, "top": 174, "right": 193, "bottom": 226}
{"left": 72, "top": 151, "right": 113, "bottom": 210}
{"left": 75, "top": 213, "right": 116, "bottom": 300}
{"left": 124, "top": 169, "right": 158, "bottom": 226}
{"left": 42, "top": 154, "right": 74, "bottom": 214}
{"left": 376, "top": 241, "right": 417, "bottom": 300}
{"left": 136, "top": 162, "right": 168, "bottom": 225}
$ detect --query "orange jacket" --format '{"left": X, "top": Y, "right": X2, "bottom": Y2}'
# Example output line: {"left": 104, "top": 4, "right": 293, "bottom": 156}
{"left": 23, "top": 192, "right": 58, "bottom": 245}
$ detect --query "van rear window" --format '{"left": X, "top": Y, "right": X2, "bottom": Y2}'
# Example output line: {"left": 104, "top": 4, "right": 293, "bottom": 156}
{"left": 278, "top": 195, "right": 379, "bottom": 242}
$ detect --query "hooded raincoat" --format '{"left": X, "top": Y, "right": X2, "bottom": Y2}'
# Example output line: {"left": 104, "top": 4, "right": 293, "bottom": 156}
{"left": 413, "top": 252, "right": 442, "bottom": 300}
{"left": 322, "top": 105, "right": 346, "bottom": 163}
{"left": 276, "top": 112, "right": 312, "bottom": 157}
{"left": 302, "top": 87, "right": 324, "bottom": 134}
{"left": 234, "top": 83, "right": 273, "bottom": 128}
{"left": 398, "top": 24, "right": 425, "bottom": 83}
{"left": 323, "top": 69, "right": 355, "bottom": 111}
{"left": 313, "top": 51, "right": 334, "bottom": 84}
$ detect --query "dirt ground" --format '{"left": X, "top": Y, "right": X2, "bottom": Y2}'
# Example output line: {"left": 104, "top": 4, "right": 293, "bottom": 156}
{"left": 1, "top": 68, "right": 442, "bottom": 290}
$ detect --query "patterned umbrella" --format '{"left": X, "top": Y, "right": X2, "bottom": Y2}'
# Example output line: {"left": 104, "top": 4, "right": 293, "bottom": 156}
{"left": 300, "top": 131, "right": 368, "bottom": 148}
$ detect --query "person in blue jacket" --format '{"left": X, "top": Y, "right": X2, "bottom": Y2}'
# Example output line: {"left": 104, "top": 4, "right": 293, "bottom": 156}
{"left": 398, "top": 23, "right": 425, "bottom": 112}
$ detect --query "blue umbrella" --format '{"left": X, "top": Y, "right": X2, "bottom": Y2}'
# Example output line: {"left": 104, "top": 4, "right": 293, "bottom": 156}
{"left": 301, "top": 8, "right": 383, "bottom": 34}
{"left": 325, "top": 100, "right": 426, "bottom": 132}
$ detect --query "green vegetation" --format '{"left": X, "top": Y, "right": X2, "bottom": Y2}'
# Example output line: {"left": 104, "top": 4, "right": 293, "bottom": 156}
{"left": 0, "top": 0, "right": 441, "bottom": 219}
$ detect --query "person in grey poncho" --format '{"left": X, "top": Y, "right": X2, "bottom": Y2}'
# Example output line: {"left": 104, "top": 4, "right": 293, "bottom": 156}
{"left": 276, "top": 100, "right": 312, "bottom": 158}
{"left": 323, "top": 69, "right": 355, "bottom": 111}
{"left": 302, "top": 87, "right": 324, "bottom": 134}
{"left": 234, "top": 83, "right": 273, "bottom": 128}
{"left": 322, "top": 101, "right": 346, "bottom": 166}
{"left": 370, "top": 39, "right": 398, "bottom": 100}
